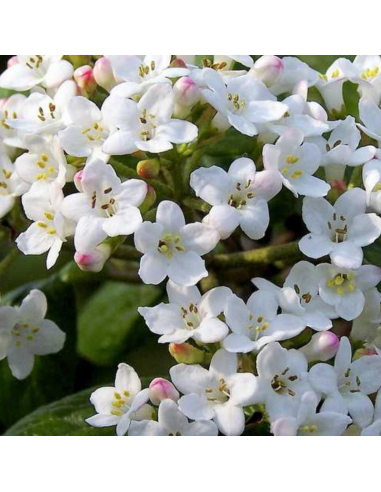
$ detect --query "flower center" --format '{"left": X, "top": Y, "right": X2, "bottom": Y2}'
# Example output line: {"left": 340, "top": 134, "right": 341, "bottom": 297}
{"left": 361, "top": 66, "right": 380, "bottom": 80}
{"left": 24, "top": 55, "right": 45, "bottom": 72}
{"left": 139, "top": 108, "right": 157, "bottom": 141}
{"left": 327, "top": 273, "right": 356, "bottom": 296}
{"left": 0, "top": 168, "right": 12, "bottom": 195}
{"left": 12, "top": 322, "right": 40, "bottom": 348}
{"left": 327, "top": 213, "right": 348, "bottom": 243}
{"left": 205, "top": 378, "right": 230, "bottom": 404}
{"left": 281, "top": 155, "right": 303, "bottom": 180}
{"left": 271, "top": 368, "right": 299, "bottom": 397}
{"left": 81, "top": 122, "right": 108, "bottom": 143}
{"left": 110, "top": 390, "right": 132, "bottom": 417}
{"left": 227, "top": 92, "right": 246, "bottom": 113}
{"left": 294, "top": 284, "right": 312, "bottom": 305}
{"left": 181, "top": 303, "right": 201, "bottom": 331}
{"left": 247, "top": 313, "right": 270, "bottom": 341}
{"left": 338, "top": 368, "right": 362, "bottom": 394}
{"left": 158, "top": 233, "right": 186, "bottom": 259}
{"left": 138, "top": 61, "right": 156, "bottom": 79}
{"left": 1, "top": 108, "right": 17, "bottom": 130}
{"left": 91, "top": 187, "right": 117, "bottom": 217}
{"left": 228, "top": 180, "right": 255, "bottom": 209}
{"left": 35, "top": 153, "right": 57, "bottom": 181}
{"left": 37, "top": 211, "right": 57, "bottom": 236}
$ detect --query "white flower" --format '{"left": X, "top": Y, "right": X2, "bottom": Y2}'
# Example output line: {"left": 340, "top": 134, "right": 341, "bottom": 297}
{"left": 102, "top": 84, "right": 198, "bottom": 155}
{"left": 363, "top": 158, "right": 381, "bottom": 213}
{"left": 362, "top": 390, "right": 381, "bottom": 436}
{"left": 299, "top": 188, "right": 381, "bottom": 270}
{"left": 129, "top": 399, "right": 218, "bottom": 437}
{"left": 271, "top": 391, "right": 352, "bottom": 436}
{"left": 315, "top": 58, "right": 353, "bottom": 114}
{"left": 139, "top": 281, "right": 231, "bottom": 344}
{"left": 253, "top": 261, "right": 337, "bottom": 331}
{"left": 17, "top": 182, "right": 74, "bottom": 269}
{"left": 316, "top": 263, "right": 381, "bottom": 321}
{"left": 15, "top": 136, "right": 67, "bottom": 186}
{"left": 308, "top": 116, "right": 375, "bottom": 182}
{"left": 0, "top": 55, "right": 73, "bottom": 91}
{"left": 6, "top": 80, "right": 77, "bottom": 137}
{"left": 62, "top": 159, "right": 147, "bottom": 251}
{"left": 0, "top": 152, "right": 28, "bottom": 219}
{"left": 253, "top": 342, "right": 312, "bottom": 421}
{"left": 59, "top": 96, "right": 112, "bottom": 160}
{"left": 0, "top": 94, "right": 27, "bottom": 149}
{"left": 170, "top": 349, "right": 258, "bottom": 436}
{"left": 110, "top": 55, "right": 188, "bottom": 98}
{"left": 359, "top": 96, "right": 381, "bottom": 144}
{"left": 309, "top": 337, "right": 381, "bottom": 428}
{"left": 266, "top": 86, "right": 331, "bottom": 139}
{"left": 263, "top": 128, "right": 329, "bottom": 197}
{"left": 266, "top": 57, "right": 318, "bottom": 96}
{"left": 213, "top": 55, "right": 254, "bottom": 69}
{"left": 0, "top": 290, "right": 65, "bottom": 380}
{"left": 134, "top": 200, "right": 219, "bottom": 286}
{"left": 223, "top": 290, "right": 305, "bottom": 354}
{"left": 190, "top": 157, "right": 281, "bottom": 240}
{"left": 351, "top": 289, "right": 381, "bottom": 345}
{"left": 348, "top": 56, "right": 381, "bottom": 102}
{"left": 202, "top": 69, "right": 287, "bottom": 136}
{"left": 86, "top": 363, "right": 154, "bottom": 436}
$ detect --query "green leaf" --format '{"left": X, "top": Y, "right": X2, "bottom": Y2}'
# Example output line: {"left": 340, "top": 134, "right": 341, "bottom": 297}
{"left": 5, "top": 378, "right": 153, "bottom": 436}
{"left": 204, "top": 128, "right": 255, "bottom": 158}
{"left": 78, "top": 281, "right": 162, "bottom": 366}
{"left": 0, "top": 277, "right": 78, "bottom": 430}
{"left": 364, "top": 240, "right": 381, "bottom": 267}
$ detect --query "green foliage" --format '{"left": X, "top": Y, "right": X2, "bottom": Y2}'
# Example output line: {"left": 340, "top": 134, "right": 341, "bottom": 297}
{"left": 78, "top": 281, "right": 163, "bottom": 366}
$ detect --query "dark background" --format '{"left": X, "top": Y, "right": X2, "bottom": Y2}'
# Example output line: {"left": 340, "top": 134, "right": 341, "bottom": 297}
{"left": 0, "top": 56, "right": 9, "bottom": 71}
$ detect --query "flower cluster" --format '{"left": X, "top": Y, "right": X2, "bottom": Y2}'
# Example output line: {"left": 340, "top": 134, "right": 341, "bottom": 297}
{"left": 2, "top": 55, "right": 381, "bottom": 436}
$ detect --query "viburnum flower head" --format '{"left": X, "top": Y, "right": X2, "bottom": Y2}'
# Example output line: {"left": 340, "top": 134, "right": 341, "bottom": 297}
{"left": 0, "top": 55, "right": 73, "bottom": 92}
{"left": 271, "top": 391, "right": 352, "bottom": 436}
{"left": 316, "top": 263, "right": 381, "bottom": 321}
{"left": 299, "top": 188, "right": 381, "bottom": 270}
{"left": 102, "top": 84, "right": 198, "bottom": 155}
{"left": 17, "top": 181, "right": 75, "bottom": 269}
{"left": 309, "top": 337, "right": 381, "bottom": 428}
{"left": 86, "top": 363, "right": 154, "bottom": 436}
{"left": 253, "top": 261, "right": 337, "bottom": 331}
{"left": 190, "top": 157, "right": 281, "bottom": 240}
{"left": 170, "top": 349, "right": 258, "bottom": 436}
{"left": 62, "top": 159, "right": 147, "bottom": 251}
{"left": 139, "top": 281, "right": 232, "bottom": 344}
{"left": 109, "top": 55, "right": 189, "bottom": 98}
{"left": 263, "top": 128, "right": 330, "bottom": 198}
{"left": 134, "top": 201, "right": 220, "bottom": 286}
{"left": 0, "top": 290, "right": 65, "bottom": 380}
{"left": 129, "top": 399, "right": 218, "bottom": 437}
{"left": 222, "top": 290, "right": 305, "bottom": 354}
{"left": 202, "top": 69, "right": 288, "bottom": 137}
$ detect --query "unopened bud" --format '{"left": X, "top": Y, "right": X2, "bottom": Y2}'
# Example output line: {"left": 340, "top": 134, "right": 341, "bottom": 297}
{"left": 7, "top": 56, "right": 18, "bottom": 68}
{"left": 94, "top": 57, "right": 117, "bottom": 92}
{"left": 300, "top": 332, "right": 340, "bottom": 362}
{"left": 251, "top": 56, "right": 284, "bottom": 87}
{"left": 353, "top": 347, "right": 378, "bottom": 361}
{"left": 74, "top": 170, "right": 85, "bottom": 192}
{"left": 169, "top": 343, "right": 207, "bottom": 364}
{"left": 139, "top": 184, "right": 157, "bottom": 215}
{"left": 173, "top": 77, "right": 201, "bottom": 118}
{"left": 171, "top": 58, "right": 188, "bottom": 69}
{"left": 137, "top": 159, "right": 160, "bottom": 180}
{"left": 74, "top": 65, "right": 97, "bottom": 95}
{"left": 75, "top": 243, "right": 111, "bottom": 273}
{"left": 149, "top": 378, "right": 179, "bottom": 405}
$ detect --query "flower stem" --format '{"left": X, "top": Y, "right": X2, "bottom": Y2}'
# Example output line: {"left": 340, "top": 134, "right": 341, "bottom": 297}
{"left": 0, "top": 249, "right": 20, "bottom": 278}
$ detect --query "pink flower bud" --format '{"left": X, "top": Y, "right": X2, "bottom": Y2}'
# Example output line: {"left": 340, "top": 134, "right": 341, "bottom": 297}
{"left": 7, "top": 56, "right": 19, "bottom": 68}
{"left": 252, "top": 56, "right": 284, "bottom": 87}
{"left": 75, "top": 244, "right": 111, "bottom": 273}
{"left": 137, "top": 159, "right": 161, "bottom": 180}
{"left": 169, "top": 343, "right": 206, "bottom": 364}
{"left": 300, "top": 332, "right": 340, "bottom": 362}
{"left": 171, "top": 58, "right": 188, "bottom": 69}
{"left": 94, "top": 57, "right": 117, "bottom": 92}
{"left": 74, "top": 65, "right": 97, "bottom": 95}
{"left": 149, "top": 378, "right": 179, "bottom": 405}
{"left": 173, "top": 77, "right": 201, "bottom": 110}
{"left": 74, "top": 170, "right": 85, "bottom": 192}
